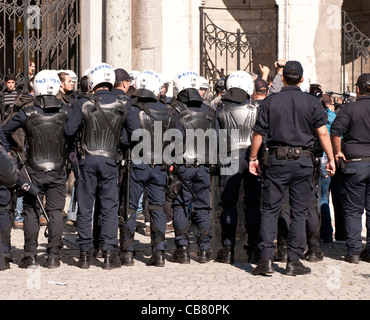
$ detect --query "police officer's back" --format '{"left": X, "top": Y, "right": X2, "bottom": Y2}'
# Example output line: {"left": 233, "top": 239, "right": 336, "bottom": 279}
{"left": 249, "top": 61, "right": 335, "bottom": 276}
{"left": 120, "top": 70, "right": 177, "bottom": 267}
{"left": 331, "top": 73, "right": 370, "bottom": 264}
{"left": 215, "top": 71, "right": 261, "bottom": 264}
{"left": 3, "top": 70, "right": 70, "bottom": 269}
{"left": 64, "top": 63, "right": 139, "bottom": 270}
{"left": 170, "top": 70, "right": 217, "bottom": 264}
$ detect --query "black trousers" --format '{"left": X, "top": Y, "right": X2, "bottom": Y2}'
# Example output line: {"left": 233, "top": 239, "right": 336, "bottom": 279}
{"left": 259, "top": 155, "right": 313, "bottom": 261}
{"left": 23, "top": 166, "right": 66, "bottom": 257}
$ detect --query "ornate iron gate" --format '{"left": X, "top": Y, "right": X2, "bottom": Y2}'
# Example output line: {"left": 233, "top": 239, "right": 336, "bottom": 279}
{"left": 342, "top": 10, "right": 370, "bottom": 93}
{"left": 200, "top": 6, "right": 278, "bottom": 91}
{"left": 0, "top": 0, "right": 80, "bottom": 91}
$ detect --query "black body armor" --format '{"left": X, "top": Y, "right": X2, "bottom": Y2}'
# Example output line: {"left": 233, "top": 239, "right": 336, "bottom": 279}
{"left": 218, "top": 100, "right": 258, "bottom": 153}
{"left": 133, "top": 101, "right": 178, "bottom": 165}
{"left": 80, "top": 95, "right": 128, "bottom": 159}
{"left": 24, "top": 97, "right": 69, "bottom": 172}
{"left": 172, "top": 100, "right": 216, "bottom": 165}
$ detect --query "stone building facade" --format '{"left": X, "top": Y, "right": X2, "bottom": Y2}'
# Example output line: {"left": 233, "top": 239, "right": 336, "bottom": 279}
{"left": 0, "top": 0, "right": 369, "bottom": 94}
{"left": 79, "top": 0, "right": 370, "bottom": 94}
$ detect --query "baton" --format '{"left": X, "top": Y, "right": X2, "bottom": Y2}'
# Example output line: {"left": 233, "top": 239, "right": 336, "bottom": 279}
{"left": 16, "top": 153, "right": 50, "bottom": 238}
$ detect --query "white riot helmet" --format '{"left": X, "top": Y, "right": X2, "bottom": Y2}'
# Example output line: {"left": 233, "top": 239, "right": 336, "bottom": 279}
{"left": 128, "top": 70, "right": 140, "bottom": 89}
{"left": 88, "top": 63, "right": 115, "bottom": 92}
{"left": 33, "top": 70, "right": 61, "bottom": 96}
{"left": 198, "top": 76, "right": 210, "bottom": 100}
{"left": 135, "top": 70, "right": 162, "bottom": 99}
{"left": 226, "top": 71, "right": 254, "bottom": 96}
{"left": 66, "top": 70, "right": 78, "bottom": 83}
{"left": 83, "top": 68, "right": 90, "bottom": 76}
{"left": 198, "top": 76, "right": 209, "bottom": 90}
{"left": 173, "top": 70, "right": 199, "bottom": 95}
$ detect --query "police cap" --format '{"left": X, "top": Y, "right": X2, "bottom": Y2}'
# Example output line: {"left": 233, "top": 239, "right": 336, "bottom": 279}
{"left": 283, "top": 61, "right": 303, "bottom": 77}
{"left": 254, "top": 78, "right": 269, "bottom": 93}
{"left": 355, "top": 73, "right": 370, "bottom": 87}
{"left": 115, "top": 68, "right": 130, "bottom": 82}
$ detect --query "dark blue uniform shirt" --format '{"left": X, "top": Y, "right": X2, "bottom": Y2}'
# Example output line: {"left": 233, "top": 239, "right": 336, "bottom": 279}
{"left": 253, "top": 86, "right": 327, "bottom": 151}
{"left": 330, "top": 95, "right": 370, "bottom": 159}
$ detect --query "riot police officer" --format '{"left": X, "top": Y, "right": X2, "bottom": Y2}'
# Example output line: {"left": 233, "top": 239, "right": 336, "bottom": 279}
{"left": 331, "top": 73, "right": 370, "bottom": 264}
{"left": 215, "top": 71, "right": 261, "bottom": 264}
{"left": 249, "top": 61, "right": 336, "bottom": 276}
{"left": 64, "top": 63, "right": 139, "bottom": 270}
{"left": 170, "top": 70, "right": 217, "bottom": 264}
{"left": 3, "top": 70, "right": 70, "bottom": 269}
{"left": 120, "top": 70, "right": 177, "bottom": 267}
{"left": 0, "top": 129, "right": 18, "bottom": 270}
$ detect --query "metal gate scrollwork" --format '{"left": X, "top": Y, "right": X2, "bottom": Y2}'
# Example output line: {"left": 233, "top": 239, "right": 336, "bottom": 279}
{"left": 342, "top": 10, "right": 370, "bottom": 93}
{"left": 200, "top": 7, "right": 278, "bottom": 92}
{"left": 0, "top": 0, "right": 80, "bottom": 91}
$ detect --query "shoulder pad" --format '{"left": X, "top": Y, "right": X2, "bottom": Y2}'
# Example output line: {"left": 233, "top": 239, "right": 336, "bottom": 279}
{"left": 23, "top": 106, "right": 38, "bottom": 117}
{"left": 170, "top": 100, "right": 188, "bottom": 113}
{"left": 116, "top": 94, "right": 130, "bottom": 103}
{"left": 246, "top": 101, "right": 259, "bottom": 110}
{"left": 59, "top": 104, "right": 71, "bottom": 115}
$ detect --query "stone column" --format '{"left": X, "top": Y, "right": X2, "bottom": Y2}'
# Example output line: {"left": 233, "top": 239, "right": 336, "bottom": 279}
{"left": 80, "top": 0, "right": 103, "bottom": 74}
{"left": 275, "top": 0, "right": 343, "bottom": 92}
{"left": 104, "top": 0, "right": 131, "bottom": 70}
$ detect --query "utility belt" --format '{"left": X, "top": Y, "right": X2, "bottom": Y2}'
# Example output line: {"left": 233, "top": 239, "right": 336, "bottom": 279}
{"left": 269, "top": 146, "right": 313, "bottom": 160}
{"left": 337, "top": 156, "right": 370, "bottom": 173}
{"left": 346, "top": 157, "right": 370, "bottom": 163}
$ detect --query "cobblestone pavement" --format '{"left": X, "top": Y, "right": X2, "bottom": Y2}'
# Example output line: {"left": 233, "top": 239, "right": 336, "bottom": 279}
{"left": 0, "top": 194, "right": 369, "bottom": 305}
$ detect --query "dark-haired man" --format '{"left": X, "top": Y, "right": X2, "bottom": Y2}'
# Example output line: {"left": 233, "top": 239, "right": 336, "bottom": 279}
{"left": 249, "top": 61, "right": 336, "bottom": 276}
{"left": 0, "top": 74, "right": 21, "bottom": 124}
{"left": 331, "top": 73, "right": 370, "bottom": 264}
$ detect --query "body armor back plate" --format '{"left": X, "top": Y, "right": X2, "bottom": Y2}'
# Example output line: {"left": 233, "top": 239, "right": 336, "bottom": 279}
{"left": 81, "top": 96, "right": 128, "bottom": 159}
{"left": 218, "top": 100, "right": 258, "bottom": 152}
{"left": 24, "top": 105, "right": 69, "bottom": 171}
{"left": 134, "top": 101, "right": 177, "bottom": 164}
{"left": 173, "top": 101, "right": 216, "bottom": 165}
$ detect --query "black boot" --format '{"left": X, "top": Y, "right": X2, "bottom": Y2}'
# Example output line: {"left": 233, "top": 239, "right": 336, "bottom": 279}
{"left": 285, "top": 260, "right": 311, "bottom": 276}
{"left": 216, "top": 246, "right": 234, "bottom": 264}
{"left": 198, "top": 249, "right": 212, "bottom": 264}
{"left": 103, "top": 250, "right": 121, "bottom": 270}
{"left": 172, "top": 246, "right": 190, "bottom": 264}
{"left": 305, "top": 248, "right": 324, "bottom": 262}
{"left": 360, "top": 249, "right": 370, "bottom": 262}
{"left": 77, "top": 251, "right": 90, "bottom": 269}
{"left": 19, "top": 255, "right": 38, "bottom": 269}
{"left": 93, "top": 244, "right": 104, "bottom": 258}
{"left": 251, "top": 258, "right": 274, "bottom": 276}
{"left": 45, "top": 256, "right": 61, "bottom": 269}
{"left": 273, "top": 239, "right": 287, "bottom": 262}
{"left": 344, "top": 254, "right": 360, "bottom": 264}
{"left": 148, "top": 250, "right": 165, "bottom": 267}
{"left": 0, "top": 257, "right": 10, "bottom": 271}
{"left": 120, "top": 250, "right": 134, "bottom": 266}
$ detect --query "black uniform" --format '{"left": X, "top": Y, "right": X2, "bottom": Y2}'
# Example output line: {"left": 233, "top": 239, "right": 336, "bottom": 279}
{"left": 3, "top": 95, "right": 70, "bottom": 269}
{"left": 170, "top": 88, "right": 217, "bottom": 264}
{"left": 0, "top": 131, "right": 19, "bottom": 271}
{"left": 331, "top": 94, "right": 370, "bottom": 261}
{"left": 120, "top": 92, "right": 178, "bottom": 267}
{"left": 64, "top": 89, "right": 139, "bottom": 269}
{"left": 252, "top": 85, "right": 327, "bottom": 273}
{"left": 215, "top": 89, "right": 261, "bottom": 264}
